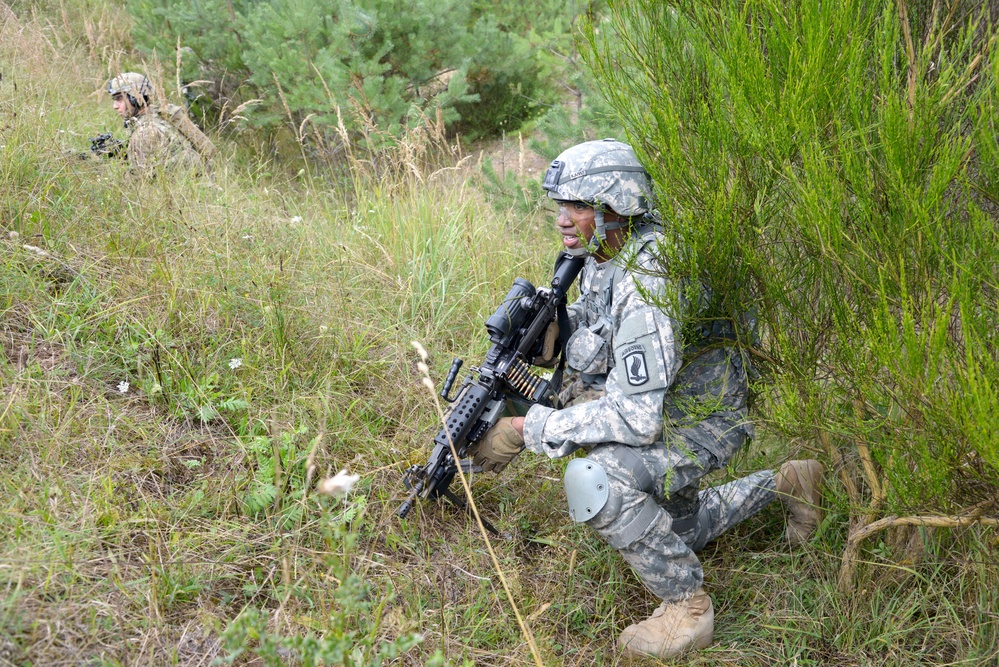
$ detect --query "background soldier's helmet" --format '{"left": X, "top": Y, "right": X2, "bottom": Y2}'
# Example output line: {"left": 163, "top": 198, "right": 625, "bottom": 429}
{"left": 107, "top": 72, "right": 152, "bottom": 108}
{"left": 542, "top": 138, "right": 654, "bottom": 218}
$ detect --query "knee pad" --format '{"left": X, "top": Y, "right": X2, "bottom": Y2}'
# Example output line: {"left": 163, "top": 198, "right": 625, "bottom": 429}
{"left": 563, "top": 458, "right": 610, "bottom": 523}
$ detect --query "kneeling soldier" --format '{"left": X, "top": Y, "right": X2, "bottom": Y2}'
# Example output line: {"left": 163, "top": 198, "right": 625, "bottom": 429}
{"left": 107, "top": 72, "right": 203, "bottom": 176}
{"left": 468, "top": 139, "right": 825, "bottom": 659}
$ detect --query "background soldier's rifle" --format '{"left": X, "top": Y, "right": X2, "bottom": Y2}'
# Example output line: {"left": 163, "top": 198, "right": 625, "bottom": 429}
{"left": 397, "top": 252, "right": 585, "bottom": 528}
{"left": 87, "top": 133, "right": 125, "bottom": 159}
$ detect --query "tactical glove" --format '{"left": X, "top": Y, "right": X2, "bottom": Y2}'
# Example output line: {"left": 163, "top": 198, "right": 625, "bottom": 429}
{"left": 533, "top": 321, "right": 560, "bottom": 368}
{"left": 470, "top": 417, "right": 525, "bottom": 473}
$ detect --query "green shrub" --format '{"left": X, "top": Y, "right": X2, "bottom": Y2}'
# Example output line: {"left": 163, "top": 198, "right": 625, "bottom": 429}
{"left": 127, "top": 0, "right": 560, "bottom": 141}
{"left": 587, "top": 0, "right": 999, "bottom": 520}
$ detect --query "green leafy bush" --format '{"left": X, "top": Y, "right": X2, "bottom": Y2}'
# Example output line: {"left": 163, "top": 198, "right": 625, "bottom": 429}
{"left": 587, "top": 1, "right": 999, "bottom": 521}
{"left": 128, "top": 0, "right": 558, "bottom": 141}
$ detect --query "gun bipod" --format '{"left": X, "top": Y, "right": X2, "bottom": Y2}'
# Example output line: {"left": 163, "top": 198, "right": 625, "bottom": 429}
{"left": 439, "top": 487, "right": 500, "bottom": 536}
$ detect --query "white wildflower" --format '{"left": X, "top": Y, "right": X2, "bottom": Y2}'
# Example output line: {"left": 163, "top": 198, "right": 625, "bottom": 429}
{"left": 22, "top": 244, "right": 50, "bottom": 258}
{"left": 228, "top": 358, "right": 243, "bottom": 370}
{"left": 317, "top": 469, "right": 360, "bottom": 497}
{"left": 290, "top": 216, "right": 302, "bottom": 223}
{"left": 117, "top": 380, "right": 130, "bottom": 394}
{"left": 8, "top": 231, "right": 19, "bottom": 240}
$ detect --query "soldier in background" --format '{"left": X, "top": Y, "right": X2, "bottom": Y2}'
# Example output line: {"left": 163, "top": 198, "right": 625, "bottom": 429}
{"left": 467, "top": 139, "right": 826, "bottom": 659}
{"left": 106, "top": 72, "right": 204, "bottom": 175}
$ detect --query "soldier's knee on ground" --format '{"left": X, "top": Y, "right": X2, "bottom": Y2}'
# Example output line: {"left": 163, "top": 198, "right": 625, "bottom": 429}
{"left": 674, "top": 503, "right": 714, "bottom": 552}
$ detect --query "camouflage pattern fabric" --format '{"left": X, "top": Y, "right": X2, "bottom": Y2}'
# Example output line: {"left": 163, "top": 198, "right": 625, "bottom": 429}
{"left": 127, "top": 106, "right": 203, "bottom": 175}
{"left": 523, "top": 226, "right": 777, "bottom": 604}
{"left": 543, "top": 139, "right": 654, "bottom": 218}
{"left": 523, "top": 225, "right": 681, "bottom": 456}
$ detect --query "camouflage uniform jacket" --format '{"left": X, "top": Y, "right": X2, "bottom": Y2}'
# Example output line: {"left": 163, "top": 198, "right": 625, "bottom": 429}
{"left": 126, "top": 106, "right": 202, "bottom": 174}
{"left": 524, "top": 224, "right": 754, "bottom": 459}
{"left": 523, "top": 224, "right": 682, "bottom": 456}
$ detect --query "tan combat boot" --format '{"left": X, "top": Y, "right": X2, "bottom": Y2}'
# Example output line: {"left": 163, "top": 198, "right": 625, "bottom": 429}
{"left": 618, "top": 587, "right": 714, "bottom": 659}
{"left": 776, "top": 459, "right": 824, "bottom": 545}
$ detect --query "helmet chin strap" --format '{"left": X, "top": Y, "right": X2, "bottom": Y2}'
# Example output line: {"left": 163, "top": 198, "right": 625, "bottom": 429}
{"left": 569, "top": 205, "right": 628, "bottom": 258}
{"left": 120, "top": 95, "right": 143, "bottom": 127}
{"left": 593, "top": 205, "right": 625, "bottom": 242}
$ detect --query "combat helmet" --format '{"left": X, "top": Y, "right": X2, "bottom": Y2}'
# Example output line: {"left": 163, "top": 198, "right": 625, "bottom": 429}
{"left": 107, "top": 72, "right": 152, "bottom": 112}
{"left": 542, "top": 139, "right": 654, "bottom": 253}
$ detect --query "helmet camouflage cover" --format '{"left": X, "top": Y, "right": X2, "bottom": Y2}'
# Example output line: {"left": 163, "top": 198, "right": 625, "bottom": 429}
{"left": 107, "top": 72, "right": 152, "bottom": 106}
{"left": 542, "top": 139, "right": 654, "bottom": 217}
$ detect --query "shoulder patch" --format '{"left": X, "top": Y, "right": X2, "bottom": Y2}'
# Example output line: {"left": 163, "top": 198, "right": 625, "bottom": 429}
{"left": 623, "top": 349, "right": 650, "bottom": 386}
{"left": 614, "top": 312, "right": 668, "bottom": 396}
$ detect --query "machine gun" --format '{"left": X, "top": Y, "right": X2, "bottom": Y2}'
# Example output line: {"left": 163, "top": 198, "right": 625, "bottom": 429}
{"left": 88, "top": 133, "right": 125, "bottom": 159}
{"left": 397, "top": 252, "right": 585, "bottom": 524}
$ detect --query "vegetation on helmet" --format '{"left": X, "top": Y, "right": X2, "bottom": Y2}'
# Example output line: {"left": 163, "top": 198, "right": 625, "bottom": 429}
{"left": 107, "top": 72, "right": 152, "bottom": 110}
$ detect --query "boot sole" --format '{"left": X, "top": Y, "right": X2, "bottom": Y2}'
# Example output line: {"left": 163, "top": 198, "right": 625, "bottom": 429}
{"left": 619, "top": 630, "right": 714, "bottom": 659}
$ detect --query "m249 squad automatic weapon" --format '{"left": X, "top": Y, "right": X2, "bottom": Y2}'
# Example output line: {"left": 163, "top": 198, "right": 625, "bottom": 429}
{"left": 397, "top": 252, "right": 585, "bottom": 525}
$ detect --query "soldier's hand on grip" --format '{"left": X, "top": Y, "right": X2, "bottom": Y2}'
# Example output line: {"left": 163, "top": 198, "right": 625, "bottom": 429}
{"left": 469, "top": 418, "right": 525, "bottom": 473}
{"left": 533, "top": 321, "right": 560, "bottom": 368}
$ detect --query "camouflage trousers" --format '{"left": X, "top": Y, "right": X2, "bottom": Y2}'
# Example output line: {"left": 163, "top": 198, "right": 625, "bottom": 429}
{"left": 582, "top": 410, "right": 776, "bottom": 603}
